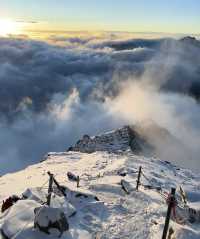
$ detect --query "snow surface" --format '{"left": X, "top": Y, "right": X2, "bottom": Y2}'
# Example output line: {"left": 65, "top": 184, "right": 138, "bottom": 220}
{"left": 0, "top": 149, "right": 200, "bottom": 238}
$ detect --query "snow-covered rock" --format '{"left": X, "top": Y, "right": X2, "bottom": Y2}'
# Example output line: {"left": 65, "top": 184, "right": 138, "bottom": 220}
{"left": 1, "top": 200, "right": 41, "bottom": 239}
{"left": 68, "top": 125, "right": 146, "bottom": 154}
{"left": 34, "top": 206, "right": 69, "bottom": 237}
{"left": 23, "top": 188, "right": 77, "bottom": 219}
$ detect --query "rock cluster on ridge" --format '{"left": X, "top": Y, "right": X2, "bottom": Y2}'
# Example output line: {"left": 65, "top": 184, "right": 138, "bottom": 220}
{"left": 67, "top": 125, "right": 149, "bottom": 154}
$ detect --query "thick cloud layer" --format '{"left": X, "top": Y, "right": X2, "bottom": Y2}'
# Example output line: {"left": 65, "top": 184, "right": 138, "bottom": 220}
{"left": 0, "top": 35, "right": 200, "bottom": 174}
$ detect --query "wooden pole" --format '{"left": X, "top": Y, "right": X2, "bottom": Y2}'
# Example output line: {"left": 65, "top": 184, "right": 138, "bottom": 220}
{"left": 50, "top": 173, "right": 67, "bottom": 197}
{"left": 179, "top": 186, "right": 187, "bottom": 205}
{"left": 162, "top": 188, "right": 176, "bottom": 239}
{"left": 136, "top": 166, "right": 142, "bottom": 191}
{"left": 77, "top": 176, "right": 80, "bottom": 188}
{"left": 121, "top": 179, "right": 130, "bottom": 194}
{"left": 47, "top": 172, "right": 54, "bottom": 206}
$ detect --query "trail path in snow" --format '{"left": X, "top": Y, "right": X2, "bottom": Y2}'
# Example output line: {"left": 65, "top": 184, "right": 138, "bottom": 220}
{"left": 0, "top": 150, "right": 200, "bottom": 238}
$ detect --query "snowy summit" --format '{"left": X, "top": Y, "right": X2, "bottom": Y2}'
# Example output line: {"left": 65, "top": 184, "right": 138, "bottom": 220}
{"left": 0, "top": 126, "right": 200, "bottom": 239}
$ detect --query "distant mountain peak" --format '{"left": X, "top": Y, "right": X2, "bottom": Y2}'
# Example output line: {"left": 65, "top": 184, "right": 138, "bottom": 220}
{"left": 180, "top": 36, "right": 200, "bottom": 47}
{"left": 67, "top": 122, "right": 192, "bottom": 169}
{"left": 67, "top": 124, "right": 156, "bottom": 155}
{"left": 67, "top": 125, "right": 137, "bottom": 154}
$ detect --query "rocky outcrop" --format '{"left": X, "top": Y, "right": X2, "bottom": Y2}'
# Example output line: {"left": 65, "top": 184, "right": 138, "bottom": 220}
{"left": 180, "top": 36, "right": 200, "bottom": 48}
{"left": 67, "top": 122, "right": 187, "bottom": 162}
{"left": 67, "top": 125, "right": 148, "bottom": 154}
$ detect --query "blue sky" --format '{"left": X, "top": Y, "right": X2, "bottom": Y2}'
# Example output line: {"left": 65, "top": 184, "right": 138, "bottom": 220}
{"left": 0, "top": 0, "right": 199, "bottom": 33}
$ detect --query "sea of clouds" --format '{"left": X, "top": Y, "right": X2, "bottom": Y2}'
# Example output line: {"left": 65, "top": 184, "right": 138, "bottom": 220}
{"left": 0, "top": 34, "right": 200, "bottom": 174}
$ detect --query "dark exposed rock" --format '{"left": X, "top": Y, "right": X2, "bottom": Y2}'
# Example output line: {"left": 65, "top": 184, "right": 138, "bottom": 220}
{"left": 180, "top": 36, "right": 200, "bottom": 48}
{"left": 1, "top": 195, "right": 20, "bottom": 213}
{"left": 67, "top": 146, "right": 73, "bottom": 151}
{"left": 67, "top": 172, "right": 79, "bottom": 182}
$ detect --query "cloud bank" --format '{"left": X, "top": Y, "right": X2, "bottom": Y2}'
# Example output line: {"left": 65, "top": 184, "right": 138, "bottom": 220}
{"left": 0, "top": 35, "right": 200, "bottom": 174}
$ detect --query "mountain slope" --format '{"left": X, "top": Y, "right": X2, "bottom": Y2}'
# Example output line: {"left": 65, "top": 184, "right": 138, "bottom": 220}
{"left": 0, "top": 129, "right": 200, "bottom": 238}
{"left": 68, "top": 124, "right": 194, "bottom": 171}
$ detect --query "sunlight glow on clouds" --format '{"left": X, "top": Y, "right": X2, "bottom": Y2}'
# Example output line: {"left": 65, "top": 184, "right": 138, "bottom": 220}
{"left": 0, "top": 19, "right": 23, "bottom": 36}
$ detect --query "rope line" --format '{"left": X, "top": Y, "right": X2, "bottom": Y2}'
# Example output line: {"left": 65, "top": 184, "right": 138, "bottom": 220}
{"left": 141, "top": 171, "right": 152, "bottom": 184}
{"left": 140, "top": 168, "right": 196, "bottom": 224}
{"left": 11, "top": 220, "right": 32, "bottom": 239}
{"left": 40, "top": 178, "right": 50, "bottom": 189}
{"left": 1, "top": 191, "right": 51, "bottom": 238}
{"left": 0, "top": 166, "right": 197, "bottom": 235}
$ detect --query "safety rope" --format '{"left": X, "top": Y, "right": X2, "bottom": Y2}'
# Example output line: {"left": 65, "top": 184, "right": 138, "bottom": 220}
{"left": 141, "top": 171, "right": 151, "bottom": 183}
{"left": 40, "top": 178, "right": 50, "bottom": 189}
{"left": 11, "top": 220, "right": 33, "bottom": 239}
{"left": 11, "top": 201, "right": 47, "bottom": 239}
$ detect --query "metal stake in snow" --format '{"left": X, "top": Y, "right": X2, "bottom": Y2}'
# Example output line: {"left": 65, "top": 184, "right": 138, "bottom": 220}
{"left": 162, "top": 188, "right": 176, "bottom": 239}
{"left": 136, "top": 166, "right": 142, "bottom": 191}
{"left": 47, "top": 171, "right": 54, "bottom": 206}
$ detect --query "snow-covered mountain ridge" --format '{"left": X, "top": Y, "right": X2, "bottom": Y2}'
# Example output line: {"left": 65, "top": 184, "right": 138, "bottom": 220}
{"left": 67, "top": 126, "right": 146, "bottom": 154}
{"left": 67, "top": 124, "right": 174, "bottom": 155}
{"left": 0, "top": 127, "right": 200, "bottom": 238}
{"left": 67, "top": 124, "right": 192, "bottom": 170}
